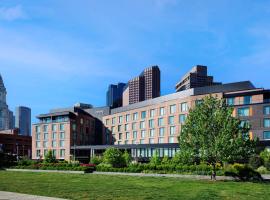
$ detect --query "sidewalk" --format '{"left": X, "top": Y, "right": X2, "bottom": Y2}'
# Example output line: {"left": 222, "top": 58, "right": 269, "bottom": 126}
{"left": 0, "top": 191, "right": 67, "bottom": 200}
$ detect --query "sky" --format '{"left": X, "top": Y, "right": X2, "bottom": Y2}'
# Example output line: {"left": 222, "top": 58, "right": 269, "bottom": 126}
{"left": 0, "top": 0, "right": 270, "bottom": 123}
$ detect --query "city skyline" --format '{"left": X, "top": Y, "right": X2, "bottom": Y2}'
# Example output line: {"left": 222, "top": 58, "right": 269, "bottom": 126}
{"left": 1, "top": 0, "right": 270, "bottom": 123}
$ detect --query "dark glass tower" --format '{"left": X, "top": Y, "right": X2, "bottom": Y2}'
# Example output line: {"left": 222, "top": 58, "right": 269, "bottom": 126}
{"left": 106, "top": 83, "right": 127, "bottom": 108}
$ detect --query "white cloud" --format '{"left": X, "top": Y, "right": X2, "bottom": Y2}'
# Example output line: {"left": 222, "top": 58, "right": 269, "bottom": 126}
{"left": 0, "top": 5, "right": 26, "bottom": 21}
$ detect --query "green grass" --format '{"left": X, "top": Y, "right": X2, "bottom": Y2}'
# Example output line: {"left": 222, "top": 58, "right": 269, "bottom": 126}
{"left": 0, "top": 171, "right": 270, "bottom": 200}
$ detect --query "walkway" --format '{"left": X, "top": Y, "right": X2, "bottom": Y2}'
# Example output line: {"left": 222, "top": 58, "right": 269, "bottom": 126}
{"left": 0, "top": 191, "right": 66, "bottom": 200}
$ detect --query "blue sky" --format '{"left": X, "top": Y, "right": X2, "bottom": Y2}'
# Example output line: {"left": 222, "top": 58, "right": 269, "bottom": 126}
{"left": 0, "top": 0, "right": 270, "bottom": 123}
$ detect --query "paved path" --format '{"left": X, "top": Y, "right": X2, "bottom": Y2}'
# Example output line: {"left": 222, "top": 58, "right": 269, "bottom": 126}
{"left": 0, "top": 191, "right": 67, "bottom": 200}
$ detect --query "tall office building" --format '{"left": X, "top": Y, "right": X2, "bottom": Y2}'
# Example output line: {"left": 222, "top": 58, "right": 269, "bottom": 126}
{"left": 123, "top": 66, "right": 161, "bottom": 105}
{"left": 175, "top": 65, "right": 221, "bottom": 92}
{"left": 0, "top": 74, "right": 10, "bottom": 131}
{"left": 15, "top": 106, "right": 31, "bottom": 136}
{"left": 106, "top": 83, "right": 127, "bottom": 108}
{"left": 9, "top": 110, "right": 15, "bottom": 129}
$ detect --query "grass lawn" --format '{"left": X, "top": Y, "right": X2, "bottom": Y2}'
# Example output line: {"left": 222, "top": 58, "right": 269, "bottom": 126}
{"left": 0, "top": 171, "right": 270, "bottom": 200}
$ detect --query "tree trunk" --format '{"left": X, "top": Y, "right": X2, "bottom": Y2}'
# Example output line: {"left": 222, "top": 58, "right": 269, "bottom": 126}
{"left": 211, "top": 163, "right": 216, "bottom": 180}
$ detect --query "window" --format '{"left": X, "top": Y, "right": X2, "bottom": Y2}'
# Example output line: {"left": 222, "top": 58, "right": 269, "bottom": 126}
{"left": 60, "top": 132, "right": 65, "bottom": 139}
{"left": 52, "top": 141, "right": 57, "bottom": 148}
{"left": 170, "top": 126, "right": 175, "bottom": 135}
{"left": 158, "top": 118, "right": 164, "bottom": 126}
{"left": 159, "top": 127, "right": 165, "bottom": 136}
{"left": 240, "top": 120, "right": 250, "bottom": 128}
{"left": 60, "top": 149, "right": 65, "bottom": 158}
{"left": 72, "top": 124, "right": 76, "bottom": 131}
{"left": 118, "top": 125, "right": 122, "bottom": 132}
{"left": 181, "top": 102, "right": 188, "bottom": 112}
{"left": 52, "top": 132, "right": 57, "bottom": 140}
{"left": 141, "top": 111, "right": 146, "bottom": 119}
{"left": 140, "top": 139, "right": 145, "bottom": 144}
{"left": 124, "top": 124, "right": 129, "bottom": 131}
{"left": 52, "top": 150, "right": 57, "bottom": 157}
{"left": 149, "top": 129, "right": 155, "bottom": 137}
{"left": 44, "top": 149, "right": 48, "bottom": 156}
{"left": 119, "top": 133, "right": 123, "bottom": 140}
{"left": 168, "top": 116, "right": 174, "bottom": 125}
{"left": 60, "top": 140, "right": 65, "bottom": 147}
{"left": 118, "top": 116, "right": 123, "bottom": 123}
{"left": 150, "top": 109, "right": 155, "bottom": 118}
{"left": 141, "top": 130, "right": 146, "bottom": 138}
{"left": 149, "top": 119, "right": 154, "bottom": 128}
{"left": 244, "top": 96, "right": 252, "bottom": 104}
{"left": 263, "top": 131, "right": 270, "bottom": 140}
{"left": 132, "top": 122, "right": 137, "bottom": 130}
{"left": 238, "top": 107, "right": 250, "bottom": 117}
{"left": 132, "top": 140, "right": 136, "bottom": 144}
{"left": 52, "top": 124, "right": 57, "bottom": 131}
{"left": 35, "top": 126, "right": 40, "bottom": 133}
{"left": 36, "top": 133, "right": 41, "bottom": 140}
{"left": 126, "top": 114, "right": 130, "bottom": 122}
{"left": 112, "top": 117, "right": 116, "bottom": 124}
{"left": 126, "top": 132, "right": 130, "bottom": 139}
{"left": 264, "top": 106, "right": 270, "bottom": 115}
{"left": 36, "top": 150, "right": 41, "bottom": 158}
{"left": 133, "top": 112, "right": 138, "bottom": 120}
{"left": 170, "top": 104, "right": 176, "bottom": 114}
{"left": 36, "top": 141, "right": 41, "bottom": 148}
{"left": 264, "top": 119, "right": 270, "bottom": 128}
{"left": 60, "top": 124, "right": 65, "bottom": 131}
{"left": 43, "top": 141, "right": 48, "bottom": 148}
{"left": 111, "top": 126, "right": 115, "bottom": 133}
{"left": 169, "top": 137, "right": 175, "bottom": 143}
{"left": 160, "top": 107, "right": 165, "bottom": 116}
{"left": 140, "top": 121, "right": 145, "bottom": 129}
{"left": 158, "top": 137, "right": 164, "bottom": 144}
{"left": 149, "top": 138, "right": 155, "bottom": 144}
{"left": 124, "top": 140, "right": 128, "bottom": 144}
{"left": 179, "top": 114, "right": 187, "bottom": 124}
{"left": 105, "top": 119, "right": 109, "bottom": 125}
{"left": 133, "top": 131, "right": 137, "bottom": 139}
{"left": 44, "top": 133, "right": 49, "bottom": 140}
{"left": 227, "top": 98, "right": 235, "bottom": 106}
{"left": 43, "top": 125, "right": 48, "bottom": 132}
{"left": 195, "top": 100, "right": 203, "bottom": 105}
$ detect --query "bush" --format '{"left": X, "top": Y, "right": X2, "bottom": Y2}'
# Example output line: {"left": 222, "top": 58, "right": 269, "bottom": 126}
{"left": 0, "top": 152, "right": 16, "bottom": 168}
{"left": 249, "top": 154, "right": 263, "bottom": 169}
{"left": 257, "top": 166, "right": 269, "bottom": 174}
{"left": 103, "top": 148, "right": 125, "bottom": 168}
{"left": 123, "top": 150, "right": 132, "bottom": 166}
{"left": 90, "top": 155, "right": 103, "bottom": 165}
{"left": 18, "top": 157, "right": 36, "bottom": 166}
{"left": 149, "top": 152, "right": 161, "bottom": 165}
{"left": 161, "top": 156, "right": 171, "bottom": 165}
{"left": 44, "top": 150, "right": 56, "bottom": 164}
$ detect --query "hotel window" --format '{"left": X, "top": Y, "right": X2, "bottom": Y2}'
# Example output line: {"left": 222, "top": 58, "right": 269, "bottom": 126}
{"left": 227, "top": 98, "right": 235, "bottom": 106}
{"left": 60, "top": 140, "right": 65, "bottom": 147}
{"left": 118, "top": 125, "right": 122, "bottom": 132}
{"left": 112, "top": 117, "right": 116, "bottom": 124}
{"left": 52, "top": 149, "right": 57, "bottom": 157}
{"left": 263, "top": 131, "right": 270, "bottom": 140}
{"left": 240, "top": 120, "right": 250, "bottom": 128}
{"left": 36, "top": 150, "right": 41, "bottom": 158}
{"left": 124, "top": 140, "right": 128, "bottom": 144}
{"left": 179, "top": 114, "right": 187, "bottom": 124}
{"left": 159, "top": 127, "right": 165, "bottom": 136}
{"left": 44, "top": 133, "right": 49, "bottom": 140}
{"left": 149, "top": 119, "right": 154, "bottom": 128}
{"left": 52, "top": 124, "right": 57, "bottom": 131}
{"left": 124, "top": 124, "right": 129, "bottom": 131}
{"left": 133, "top": 131, "right": 137, "bottom": 139}
{"left": 118, "top": 116, "right": 123, "bottom": 123}
{"left": 105, "top": 119, "right": 109, "bottom": 125}
{"left": 264, "top": 119, "right": 270, "bottom": 128}
{"left": 133, "top": 112, "right": 138, "bottom": 120}
{"left": 118, "top": 141, "right": 121, "bottom": 145}
{"left": 43, "top": 141, "right": 48, "bottom": 148}
{"left": 195, "top": 100, "right": 203, "bottom": 106}
{"left": 60, "top": 149, "right": 65, "bottom": 158}
{"left": 264, "top": 106, "right": 270, "bottom": 115}
{"left": 140, "top": 139, "right": 145, "bottom": 144}
{"left": 181, "top": 102, "right": 188, "bottom": 112}
{"left": 158, "top": 137, "right": 164, "bottom": 144}
{"left": 149, "top": 129, "right": 155, "bottom": 137}
{"left": 140, "top": 121, "right": 145, "bottom": 129}
{"left": 150, "top": 109, "right": 155, "bottom": 118}
{"left": 36, "top": 126, "right": 40, "bottom": 133}
{"left": 170, "top": 126, "right": 175, "bottom": 135}
{"left": 170, "top": 104, "right": 176, "bottom": 114}
{"left": 52, "top": 141, "right": 57, "bottom": 148}
{"left": 60, "top": 132, "right": 65, "bottom": 139}
{"left": 119, "top": 133, "right": 123, "bottom": 140}
{"left": 52, "top": 132, "right": 57, "bottom": 140}
{"left": 141, "top": 130, "right": 146, "bottom": 138}
{"left": 36, "top": 133, "right": 41, "bottom": 140}
{"left": 132, "top": 122, "right": 137, "bottom": 130}
{"left": 126, "top": 114, "right": 130, "bottom": 122}
{"left": 160, "top": 107, "right": 165, "bottom": 116}
{"left": 168, "top": 116, "right": 174, "bottom": 125}
{"left": 111, "top": 126, "right": 115, "bottom": 133}
{"left": 43, "top": 125, "right": 48, "bottom": 132}
{"left": 36, "top": 141, "right": 41, "bottom": 148}
{"left": 72, "top": 124, "right": 76, "bottom": 131}
{"left": 44, "top": 149, "right": 48, "bottom": 156}
{"left": 141, "top": 111, "right": 146, "bottom": 119}
{"left": 244, "top": 96, "right": 252, "bottom": 104}
{"left": 149, "top": 138, "right": 155, "bottom": 144}
{"left": 132, "top": 140, "right": 136, "bottom": 144}
{"left": 169, "top": 137, "right": 175, "bottom": 143}
{"left": 60, "top": 124, "right": 65, "bottom": 131}
{"left": 238, "top": 107, "right": 250, "bottom": 117}
{"left": 126, "top": 132, "right": 130, "bottom": 139}
{"left": 158, "top": 118, "right": 164, "bottom": 126}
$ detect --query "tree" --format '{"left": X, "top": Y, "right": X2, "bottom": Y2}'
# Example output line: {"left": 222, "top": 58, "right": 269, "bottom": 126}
{"left": 178, "top": 96, "right": 257, "bottom": 176}
{"left": 103, "top": 148, "right": 125, "bottom": 168}
{"left": 122, "top": 150, "right": 132, "bottom": 166}
{"left": 149, "top": 151, "right": 161, "bottom": 165}
{"left": 44, "top": 150, "right": 56, "bottom": 163}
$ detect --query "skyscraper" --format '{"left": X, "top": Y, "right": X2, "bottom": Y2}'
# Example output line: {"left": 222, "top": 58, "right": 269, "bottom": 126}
{"left": 123, "top": 66, "right": 161, "bottom": 105}
{"left": 106, "top": 83, "right": 127, "bottom": 108}
{"left": 0, "top": 74, "right": 10, "bottom": 131}
{"left": 15, "top": 106, "right": 31, "bottom": 136}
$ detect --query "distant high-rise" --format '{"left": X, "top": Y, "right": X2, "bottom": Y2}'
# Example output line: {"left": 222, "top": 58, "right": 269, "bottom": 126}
{"left": 15, "top": 106, "right": 31, "bottom": 136}
{"left": 175, "top": 65, "right": 221, "bottom": 92}
{"left": 123, "top": 66, "right": 161, "bottom": 105}
{"left": 0, "top": 74, "right": 10, "bottom": 131}
{"left": 106, "top": 83, "right": 127, "bottom": 108}
{"left": 8, "top": 110, "right": 15, "bottom": 129}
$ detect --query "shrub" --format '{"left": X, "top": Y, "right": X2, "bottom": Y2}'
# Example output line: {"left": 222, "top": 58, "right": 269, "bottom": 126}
{"left": 103, "top": 148, "right": 125, "bottom": 168}
{"left": 44, "top": 150, "right": 56, "bottom": 164}
{"left": 257, "top": 166, "right": 268, "bottom": 174}
{"left": 149, "top": 152, "right": 161, "bottom": 165}
{"left": 249, "top": 154, "right": 263, "bottom": 169}
{"left": 161, "top": 156, "right": 171, "bottom": 165}
{"left": 123, "top": 150, "right": 132, "bottom": 166}
{"left": 90, "top": 155, "right": 103, "bottom": 165}
{"left": 18, "top": 157, "right": 35, "bottom": 166}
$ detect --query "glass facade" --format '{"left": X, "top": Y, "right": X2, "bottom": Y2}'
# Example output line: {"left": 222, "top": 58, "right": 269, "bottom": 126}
{"left": 244, "top": 96, "right": 252, "bottom": 104}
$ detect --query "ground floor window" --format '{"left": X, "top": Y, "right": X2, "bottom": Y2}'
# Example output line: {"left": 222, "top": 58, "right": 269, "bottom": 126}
{"left": 264, "top": 131, "right": 270, "bottom": 140}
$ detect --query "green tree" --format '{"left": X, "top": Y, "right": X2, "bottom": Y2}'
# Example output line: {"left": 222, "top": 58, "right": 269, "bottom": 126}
{"left": 103, "top": 148, "right": 125, "bottom": 168}
{"left": 122, "top": 150, "right": 132, "bottom": 166}
{"left": 44, "top": 150, "right": 56, "bottom": 163}
{"left": 150, "top": 151, "right": 161, "bottom": 165}
{"left": 178, "top": 96, "right": 257, "bottom": 175}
